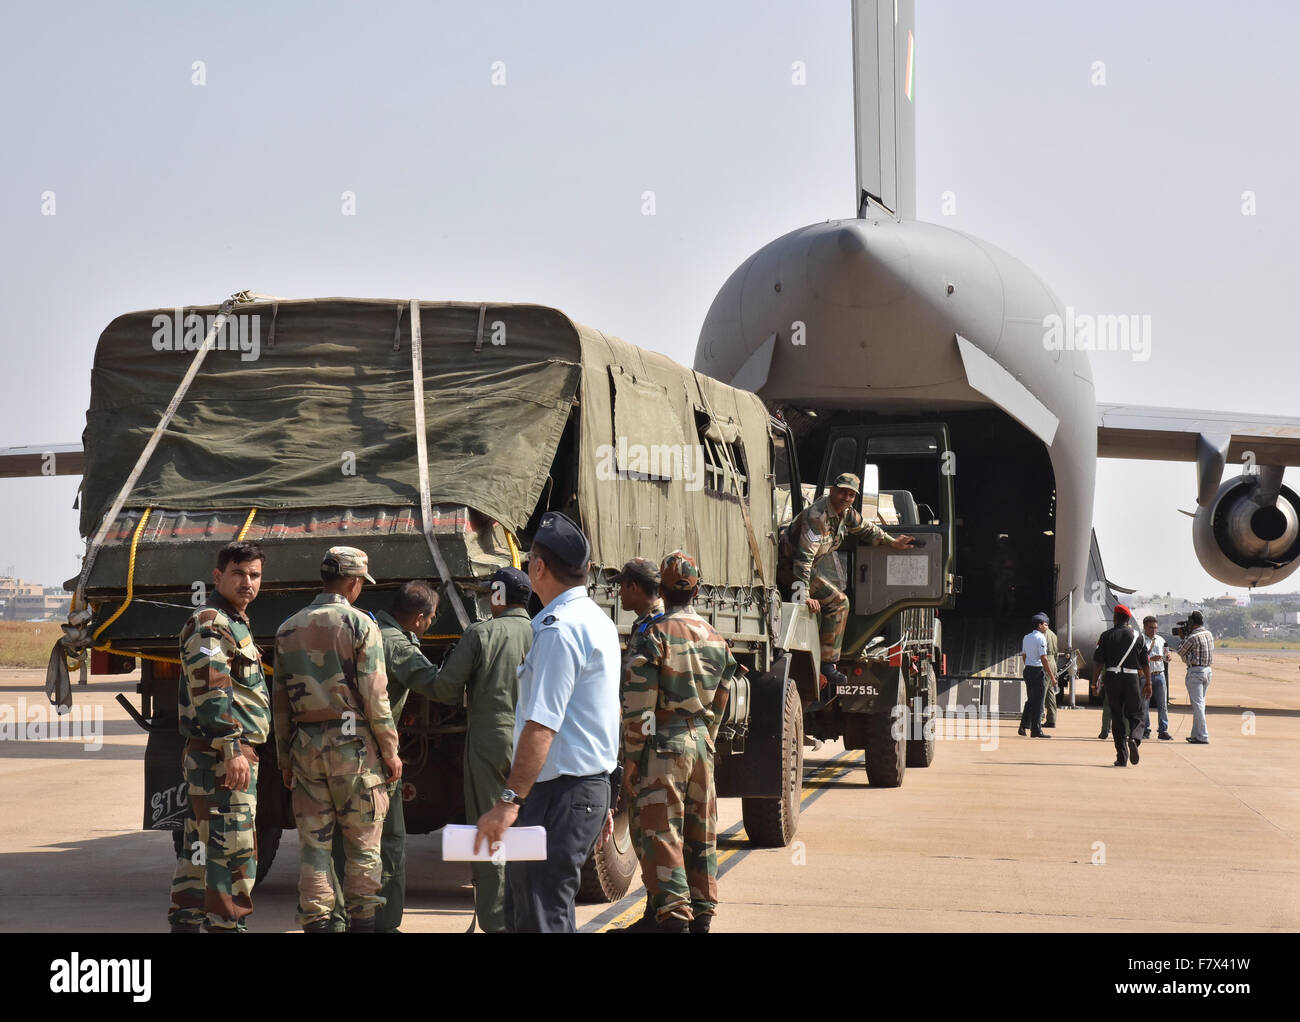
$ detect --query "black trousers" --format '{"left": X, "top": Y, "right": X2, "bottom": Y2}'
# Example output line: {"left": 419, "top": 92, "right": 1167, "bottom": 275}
{"left": 1104, "top": 673, "right": 1145, "bottom": 760}
{"left": 504, "top": 773, "right": 609, "bottom": 933}
{"left": 1020, "top": 666, "right": 1046, "bottom": 735}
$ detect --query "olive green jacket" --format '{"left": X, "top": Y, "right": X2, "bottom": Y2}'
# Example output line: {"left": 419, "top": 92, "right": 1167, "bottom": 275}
{"left": 430, "top": 606, "right": 532, "bottom": 726}
{"left": 374, "top": 609, "right": 443, "bottom": 721}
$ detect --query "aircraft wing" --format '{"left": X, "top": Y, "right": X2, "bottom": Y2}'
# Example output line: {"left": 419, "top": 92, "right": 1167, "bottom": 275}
{"left": 1097, "top": 404, "right": 1300, "bottom": 507}
{"left": 0, "top": 443, "right": 84, "bottom": 478}
{"left": 1097, "top": 404, "right": 1300, "bottom": 466}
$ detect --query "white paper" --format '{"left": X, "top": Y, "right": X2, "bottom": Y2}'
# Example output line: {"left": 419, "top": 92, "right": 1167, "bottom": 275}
{"left": 441, "top": 824, "right": 548, "bottom": 862}
{"left": 886, "top": 554, "right": 928, "bottom": 587}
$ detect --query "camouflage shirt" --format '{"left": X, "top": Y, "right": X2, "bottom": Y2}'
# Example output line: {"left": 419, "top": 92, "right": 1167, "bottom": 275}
{"left": 623, "top": 597, "right": 665, "bottom": 676}
{"left": 622, "top": 603, "right": 737, "bottom": 760}
{"left": 273, "top": 593, "right": 398, "bottom": 762}
{"left": 780, "top": 494, "right": 891, "bottom": 589}
{"left": 178, "top": 593, "right": 270, "bottom": 757}
{"left": 632, "top": 597, "right": 666, "bottom": 638}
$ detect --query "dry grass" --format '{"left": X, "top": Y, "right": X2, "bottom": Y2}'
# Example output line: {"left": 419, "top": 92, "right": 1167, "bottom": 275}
{"left": 0, "top": 620, "right": 64, "bottom": 668}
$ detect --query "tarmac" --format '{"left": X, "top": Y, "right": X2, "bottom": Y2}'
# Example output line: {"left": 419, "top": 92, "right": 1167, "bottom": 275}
{"left": 0, "top": 650, "right": 1296, "bottom": 932}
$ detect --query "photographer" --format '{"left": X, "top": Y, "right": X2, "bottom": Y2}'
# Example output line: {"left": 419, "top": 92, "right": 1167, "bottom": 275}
{"left": 1172, "top": 611, "right": 1214, "bottom": 745}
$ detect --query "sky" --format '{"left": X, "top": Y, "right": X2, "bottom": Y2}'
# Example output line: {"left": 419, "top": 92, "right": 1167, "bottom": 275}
{"left": 1, "top": 0, "right": 1297, "bottom": 600}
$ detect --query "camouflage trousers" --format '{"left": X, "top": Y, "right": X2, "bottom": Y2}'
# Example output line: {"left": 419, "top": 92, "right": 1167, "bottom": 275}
{"left": 632, "top": 720, "right": 717, "bottom": 923}
{"left": 808, "top": 577, "right": 849, "bottom": 664}
{"left": 289, "top": 722, "right": 390, "bottom": 926}
{"left": 168, "top": 743, "right": 258, "bottom": 932}
{"left": 777, "top": 566, "right": 849, "bottom": 664}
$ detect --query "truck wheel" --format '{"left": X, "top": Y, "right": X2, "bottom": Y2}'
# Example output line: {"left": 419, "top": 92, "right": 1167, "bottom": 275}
{"left": 254, "top": 825, "right": 282, "bottom": 889}
{"left": 906, "top": 661, "right": 937, "bottom": 768}
{"left": 741, "top": 678, "right": 803, "bottom": 847}
{"left": 864, "top": 669, "right": 907, "bottom": 788}
{"left": 577, "top": 807, "right": 637, "bottom": 902}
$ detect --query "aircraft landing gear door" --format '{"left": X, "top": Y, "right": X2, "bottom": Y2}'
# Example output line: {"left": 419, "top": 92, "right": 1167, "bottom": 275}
{"left": 820, "top": 425, "right": 955, "bottom": 620}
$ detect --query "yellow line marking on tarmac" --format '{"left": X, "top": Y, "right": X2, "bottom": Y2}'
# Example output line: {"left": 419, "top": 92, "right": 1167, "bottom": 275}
{"left": 596, "top": 748, "right": 863, "bottom": 931}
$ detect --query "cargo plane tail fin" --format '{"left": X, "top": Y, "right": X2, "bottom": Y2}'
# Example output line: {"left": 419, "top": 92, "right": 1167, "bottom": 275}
{"left": 852, "top": 0, "right": 916, "bottom": 219}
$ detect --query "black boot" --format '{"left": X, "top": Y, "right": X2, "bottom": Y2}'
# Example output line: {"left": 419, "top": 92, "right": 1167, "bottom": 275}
{"left": 655, "top": 915, "right": 689, "bottom": 933}
{"left": 809, "top": 666, "right": 847, "bottom": 711}
{"left": 302, "top": 918, "right": 334, "bottom": 933}
{"left": 347, "top": 914, "right": 377, "bottom": 933}
{"left": 169, "top": 920, "right": 202, "bottom": 934}
{"left": 689, "top": 913, "right": 712, "bottom": 934}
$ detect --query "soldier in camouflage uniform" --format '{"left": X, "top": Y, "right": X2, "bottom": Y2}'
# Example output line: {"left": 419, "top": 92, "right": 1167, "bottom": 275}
{"left": 328, "top": 579, "right": 445, "bottom": 932}
{"left": 621, "top": 551, "right": 736, "bottom": 933}
{"left": 609, "top": 556, "right": 664, "bottom": 929}
{"left": 273, "top": 546, "right": 402, "bottom": 933}
{"left": 168, "top": 540, "right": 269, "bottom": 933}
{"left": 429, "top": 566, "right": 533, "bottom": 933}
{"left": 777, "top": 472, "right": 914, "bottom": 693}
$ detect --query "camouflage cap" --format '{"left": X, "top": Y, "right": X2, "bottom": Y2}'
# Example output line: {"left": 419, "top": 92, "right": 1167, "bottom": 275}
{"left": 611, "top": 557, "right": 661, "bottom": 587}
{"left": 832, "top": 472, "right": 861, "bottom": 494}
{"left": 660, "top": 550, "right": 700, "bottom": 593}
{"left": 323, "top": 545, "right": 376, "bottom": 584}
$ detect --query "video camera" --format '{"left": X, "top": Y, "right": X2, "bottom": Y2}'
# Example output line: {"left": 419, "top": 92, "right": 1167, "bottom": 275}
{"left": 1171, "top": 619, "right": 1190, "bottom": 639}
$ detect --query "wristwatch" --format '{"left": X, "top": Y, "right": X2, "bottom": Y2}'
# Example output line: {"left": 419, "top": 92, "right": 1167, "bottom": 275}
{"left": 499, "top": 788, "right": 526, "bottom": 808}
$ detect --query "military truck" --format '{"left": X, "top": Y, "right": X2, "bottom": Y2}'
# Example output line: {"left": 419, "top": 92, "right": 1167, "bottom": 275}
{"left": 62, "top": 296, "right": 947, "bottom": 901}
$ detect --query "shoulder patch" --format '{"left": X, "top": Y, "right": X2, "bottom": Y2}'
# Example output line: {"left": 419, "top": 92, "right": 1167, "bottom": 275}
{"left": 542, "top": 615, "right": 557, "bottom": 625}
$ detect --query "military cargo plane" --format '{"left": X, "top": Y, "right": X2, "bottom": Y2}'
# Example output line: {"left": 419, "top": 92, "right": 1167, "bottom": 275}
{"left": 4, "top": 1, "right": 1299, "bottom": 704}
{"left": 692, "top": 0, "right": 1300, "bottom": 702}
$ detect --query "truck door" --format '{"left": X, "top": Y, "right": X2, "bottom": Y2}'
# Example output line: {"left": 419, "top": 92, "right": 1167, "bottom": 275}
{"left": 816, "top": 424, "right": 956, "bottom": 629}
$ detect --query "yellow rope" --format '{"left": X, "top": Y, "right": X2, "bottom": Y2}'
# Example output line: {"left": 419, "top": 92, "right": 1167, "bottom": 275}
{"left": 92, "top": 508, "right": 152, "bottom": 641}
{"left": 92, "top": 643, "right": 183, "bottom": 667}
{"left": 91, "top": 643, "right": 274, "bottom": 675}
{"left": 506, "top": 529, "right": 522, "bottom": 569}
{"left": 88, "top": 506, "right": 277, "bottom": 674}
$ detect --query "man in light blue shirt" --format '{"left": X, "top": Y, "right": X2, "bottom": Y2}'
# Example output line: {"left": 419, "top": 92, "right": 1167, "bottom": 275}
{"left": 474, "top": 511, "right": 620, "bottom": 932}
{"left": 1019, "top": 612, "right": 1055, "bottom": 738}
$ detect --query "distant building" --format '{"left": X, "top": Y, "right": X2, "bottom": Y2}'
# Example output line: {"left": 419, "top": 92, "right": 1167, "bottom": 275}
{"left": 1203, "top": 594, "right": 1249, "bottom": 609}
{"left": 1250, "top": 591, "right": 1300, "bottom": 607}
{"left": 1131, "top": 596, "right": 1198, "bottom": 623}
{"left": 0, "top": 577, "right": 72, "bottom": 621}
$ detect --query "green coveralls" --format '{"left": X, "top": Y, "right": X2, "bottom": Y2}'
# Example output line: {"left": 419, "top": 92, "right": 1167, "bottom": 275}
{"left": 429, "top": 606, "right": 532, "bottom": 933}
{"left": 329, "top": 609, "right": 442, "bottom": 932}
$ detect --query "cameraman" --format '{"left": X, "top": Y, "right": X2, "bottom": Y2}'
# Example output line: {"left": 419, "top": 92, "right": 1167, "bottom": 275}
{"left": 1172, "top": 611, "right": 1214, "bottom": 744}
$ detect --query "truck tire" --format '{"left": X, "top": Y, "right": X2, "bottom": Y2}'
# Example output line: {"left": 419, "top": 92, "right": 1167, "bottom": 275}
{"left": 906, "top": 661, "right": 937, "bottom": 768}
{"left": 741, "top": 678, "right": 803, "bottom": 847}
{"left": 577, "top": 807, "right": 637, "bottom": 902}
{"left": 864, "top": 669, "right": 907, "bottom": 788}
{"left": 254, "top": 825, "right": 282, "bottom": 889}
